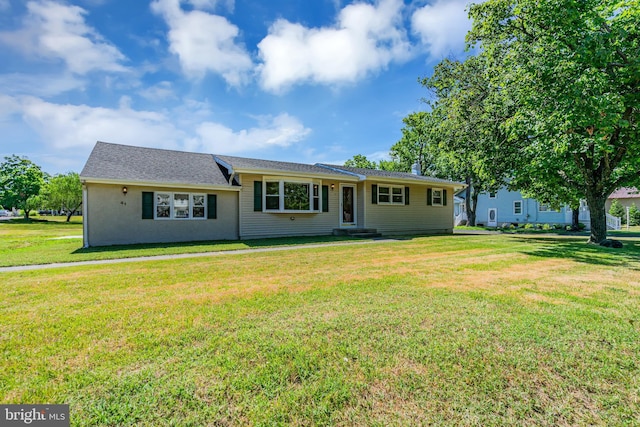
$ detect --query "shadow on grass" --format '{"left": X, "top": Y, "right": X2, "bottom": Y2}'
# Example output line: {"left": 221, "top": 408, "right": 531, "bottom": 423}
{"left": 72, "top": 235, "right": 364, "bottom": 256}
{"left": 1, "top": 218, "right": 82, "bottom": 226}
{"left": 513, "top": 235, "right": 640, "bottom": 268}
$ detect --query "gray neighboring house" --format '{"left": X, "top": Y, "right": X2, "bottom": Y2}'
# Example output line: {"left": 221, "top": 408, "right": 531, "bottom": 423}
{"left": 80, "top": 141, "right": 465, "bottom": 247}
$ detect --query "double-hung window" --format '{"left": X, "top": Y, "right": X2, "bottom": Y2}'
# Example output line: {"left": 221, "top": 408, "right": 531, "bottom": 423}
{"left": 155, "top": 192, "right": 206, "bottom": 219}
{"left": 264, "top": 179, "right": 321, "bottom": 212}
{"left": 539, "top": 204, "right": 558, "bottom": 212}
{"left": 514, "top": 200, "right": 523, "bottom": 215}
{"left": 377, "top": 185, "right": 404, "bottom": 205}
{"left": 432, "top": 188, "right": 443, "bottom": 206}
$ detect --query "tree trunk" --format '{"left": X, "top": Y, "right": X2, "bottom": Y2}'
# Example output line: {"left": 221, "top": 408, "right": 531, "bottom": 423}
{"left": 585, "top": 195, "right": 607, "bottom": 244}
{"left": 66, "top": 212, "right": 73, "bottom": 222}
{"left": 572, "top": 208, "right": 580, "bottom": 230}
{"left": 464, "top": 177, "right": 477, "bottom": 226}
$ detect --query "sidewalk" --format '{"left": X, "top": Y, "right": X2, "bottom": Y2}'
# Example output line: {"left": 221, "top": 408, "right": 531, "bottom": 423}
{"left": 0, "top": 238, "right": 395, "bottom": 273}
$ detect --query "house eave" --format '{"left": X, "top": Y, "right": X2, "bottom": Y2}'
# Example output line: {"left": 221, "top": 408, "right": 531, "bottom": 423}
{"left": 80, "top": 177, "right": 241, "bottom": 191}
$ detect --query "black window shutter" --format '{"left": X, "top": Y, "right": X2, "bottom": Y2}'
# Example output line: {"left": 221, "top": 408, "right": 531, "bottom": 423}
{"left": 405, "top": 187, "right": 410, "bottom": 205}
{"left": 253, "top": 181, "right": 262, "bottom": 211}
{"left": 142, "top": 192, "right": 153, "bottom": 219}
{"left": 207, "top": 194, "right": 217, "bottom": 219}
{"left": 443, "top": 189, "right": 448, "bottom": 206}
{"left": 427, "top": 188, "right": 432, "bottom": 206}
{"left": 372, "top": 184, "right": 378, "bottom": 204}
{"left": 322, "top": 185, "right": 329, "bottom": 212}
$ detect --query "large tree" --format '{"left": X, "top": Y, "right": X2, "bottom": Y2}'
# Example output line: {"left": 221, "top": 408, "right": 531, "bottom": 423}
{"left": 0, "top": 155, "right": 45, "bottom": 219}
{"left": 46, "top": 172, "right": 83, "bottom": 222}
{"left": 392, "top": 56, "right": 515, "bottom": 226}
{"left": 468, "top": 0, "right": 640, "bottom": 243}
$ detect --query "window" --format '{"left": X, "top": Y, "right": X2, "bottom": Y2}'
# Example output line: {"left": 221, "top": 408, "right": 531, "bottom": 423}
{"left": 378, "top": 185, "right": 404, "bottom": 205}
{"left": 432, "top": 188, "right": 443, "bottom": 206}
{"left": 514, "top": 200, "right": 523, "bottom": 215}
{"left": 155, "top": 192, "right": 206, "bottom": 220}
{"left": 263, "top": 179, "right": 321, "bottom": 212}
{"left": 489, "top": 191, "right": 497, "bottom": 199}
{"left": 539, "top": 204, "right": 559, "bottom": 212}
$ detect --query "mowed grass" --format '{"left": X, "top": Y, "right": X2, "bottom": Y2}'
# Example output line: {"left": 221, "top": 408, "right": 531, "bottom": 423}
{"left": 1, "top": 234, "right": 639, "bottom": 426}
{"left": 0, "top": 218, "right": 357, "bottom": 267}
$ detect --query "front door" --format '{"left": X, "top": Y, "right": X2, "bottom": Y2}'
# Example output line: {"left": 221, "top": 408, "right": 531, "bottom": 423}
{"left": 488, "top": 208, "right": 498, "bottom": 227}
{"left": 340, "top": 185, "right": 357, "bottom": 227}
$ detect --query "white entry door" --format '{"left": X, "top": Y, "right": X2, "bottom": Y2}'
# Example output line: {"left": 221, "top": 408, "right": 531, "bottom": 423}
{"left": 487, "top": 208, "right": 498, "bottom": 227}
{"left": 340, "top": 184, "right": 357, "bottom": 227}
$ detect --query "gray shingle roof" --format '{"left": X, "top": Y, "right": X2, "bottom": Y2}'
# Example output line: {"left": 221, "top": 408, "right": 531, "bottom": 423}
{"left": 80, "top": 142, "right": 230, "bottom": 186}
{"left": 317, "top": 164, "right": 465, "bottom": 186}
{"left": 215, "top": 155, "right": 354, "bottom": 177}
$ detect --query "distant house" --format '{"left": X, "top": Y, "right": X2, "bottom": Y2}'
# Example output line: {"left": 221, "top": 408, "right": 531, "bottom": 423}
{"left": 457, "top": 185, "right": 636, "bottom": 230}
{"left": 470, "top": 188, "right": 588, "bottom": 228}
{"left": 606, "top": 187, "right": 640, "bottom": 212}
{"left": 80, "top": 142, "right": 465, "bottom": 247}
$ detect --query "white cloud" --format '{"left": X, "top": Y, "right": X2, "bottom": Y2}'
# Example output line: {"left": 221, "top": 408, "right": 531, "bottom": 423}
{"left": 13, "top": 96, "right": 310, "bottom": 162}
{"left": 411, "top": 0, "right": 475, "bottom": 57}
{"left": 138, "top": 81, "right": 176, "bottom": 101}
{"left": 151, "top": 0, "right": 252, "bottom": 85}
{"left": 0, "top": 95, "right": 21, "bottom": 120}
{"left": 0, "top": 0, "right": 127, "bottom": 74}
{"left": 197, "top": 113, "right": 312, "bottom": 153}
{"left": 0, "top": 73, "right": 86, "bottom": 97}
{"left": 257, "top": 0, "right": 412, "bottom": 92}
{"left": 187, "top": 0, "right": 234, "bottom": 12}
{"left": 20, "top": 96, "right": 185, "bottom": 151}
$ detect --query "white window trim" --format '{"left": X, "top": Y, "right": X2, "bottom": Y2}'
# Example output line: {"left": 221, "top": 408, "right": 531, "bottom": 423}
{"left": 514, "top": 200, "right": 523, "bottom": 215}
{"left": 154, "top": 192, "right": 207, "bottom": 220}
{"left": 378, "top": 184, "right": 405, "bottom": 205}
{"left": 263, "top": 177, "right": 322, "bottom": 213}
{"left": 431, "top": 188, "right": 444, "bottom": 206}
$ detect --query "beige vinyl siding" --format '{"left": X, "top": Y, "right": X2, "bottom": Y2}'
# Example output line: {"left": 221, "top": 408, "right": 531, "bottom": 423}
{"left": 239, "top": 174, "right": 341, "bottom": 239}
{"left": 356, "top": 182, "right": 365, "bottom": 227}
{"left": 85, "top": 183, "right": 238, "bottom": 246}
{"left": 364, "top": 182, "right": 454, "bottom": 234}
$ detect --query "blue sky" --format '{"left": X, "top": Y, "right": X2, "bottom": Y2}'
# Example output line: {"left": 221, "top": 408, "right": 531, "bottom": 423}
{"left": 0, "top": 0, "right": 475, "bottom": 175}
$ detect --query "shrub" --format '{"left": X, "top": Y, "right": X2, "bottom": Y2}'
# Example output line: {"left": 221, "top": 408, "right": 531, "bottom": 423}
{"left": 524, "top": 223, "right": 535, "bottom": 229}
{"left": 629, "top": 203, "right": 640, "bottom": 226}
{"left": 609, "top": 199, "right": 626, "bottom": 224}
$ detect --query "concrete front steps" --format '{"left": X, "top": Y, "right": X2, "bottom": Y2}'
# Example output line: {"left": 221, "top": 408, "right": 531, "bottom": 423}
{"left": 332, "top": 228, "right": 382, "bottom": 238}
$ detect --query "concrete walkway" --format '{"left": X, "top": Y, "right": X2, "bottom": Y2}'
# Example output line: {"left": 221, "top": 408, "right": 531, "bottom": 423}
{"left": 0, "top": 238, "right": 397, "bottom": 273}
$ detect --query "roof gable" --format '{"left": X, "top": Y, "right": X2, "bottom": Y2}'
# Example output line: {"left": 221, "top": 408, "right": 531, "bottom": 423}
{"left": 80, "top": 142, "right": 230, "bottom": 187}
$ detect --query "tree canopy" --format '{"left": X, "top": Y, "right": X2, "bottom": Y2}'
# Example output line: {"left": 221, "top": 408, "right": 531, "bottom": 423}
{"left": 46, "top": 172, "right": 83, "bottom": 222}
{"left": 392, "top": 55, "right": 514, "bottom": 225}
{"left": 344, "top": 154, "right": 378, "bottom": 170}
{"left": 0, "top": 155, "right": 45, "bottom": 219}
{"left": 468, "top": 0, "right": 640, "bottom": 242}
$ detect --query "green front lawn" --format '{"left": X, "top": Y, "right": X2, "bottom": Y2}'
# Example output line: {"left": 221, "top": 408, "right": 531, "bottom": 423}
{"left": 0, "top": 218, "right": 358, "bottom": 267}
{"left": 1, "top": 234, "right": 639, "bottom": 425}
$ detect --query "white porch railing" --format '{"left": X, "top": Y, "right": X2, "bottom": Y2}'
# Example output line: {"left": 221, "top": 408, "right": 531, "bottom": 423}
{"left": 606, "top": 213, "right": 621, "bottom": 230}
{"left": 454, "top": 212, "right": 468, "bottom": 226}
